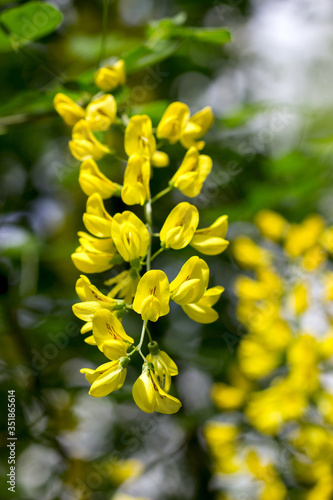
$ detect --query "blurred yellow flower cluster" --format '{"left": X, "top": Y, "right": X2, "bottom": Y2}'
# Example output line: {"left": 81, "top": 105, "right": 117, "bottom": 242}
{"left": 54, "top": 60, "right": 229, "bottom": 414}
{"left": 204, "top": 210, "right": 333, "bottom": 499}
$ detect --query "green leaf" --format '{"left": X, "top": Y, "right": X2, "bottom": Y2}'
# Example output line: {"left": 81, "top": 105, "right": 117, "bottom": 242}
{"left": 173, "top": 27, "right": 231, "bottom": 45}
{"left": 0, "top": 1, "right": 62, "bottom": 51}
{"left": 124, "top": 40, "right": 181, "bottom": 73}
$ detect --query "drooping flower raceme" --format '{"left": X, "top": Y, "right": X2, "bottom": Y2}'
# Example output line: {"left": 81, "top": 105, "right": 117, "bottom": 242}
{"left": 55, "top": 61, "right": 228, "bottom": 414}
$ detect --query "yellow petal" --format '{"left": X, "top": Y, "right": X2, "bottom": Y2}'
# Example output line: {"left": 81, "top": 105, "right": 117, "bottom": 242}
{"left": 160, "top": 202, "right": 199, "bottom": 250}
{"left": 54, "top": 93, "right": 85, "bottom": 126}
{"left": 79, "top": 159, "right": 121, "bottom": 199}
{"left": 85, "top": 94, "right": 117, "bottom": 131}
{"left": 69, "top": 120, "right": 110, "bottom": 161}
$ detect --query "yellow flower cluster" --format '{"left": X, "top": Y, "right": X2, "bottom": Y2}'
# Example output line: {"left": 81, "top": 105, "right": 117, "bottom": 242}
{"left": 54, "top": 60, "right": 229, "bottom": 414}
{"left": 204, "top": 210, "right": 333, "bottom": 499}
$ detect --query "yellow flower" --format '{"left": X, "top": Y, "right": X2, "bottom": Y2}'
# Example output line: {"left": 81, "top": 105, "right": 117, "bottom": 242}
{"left": 182, "top": 286, "right": 224, "bottom": 323}
{"left": 211, "top": 382, "right": 246, "bottom": 410}
{"left": 133, "top": 270, "right": 170, "bottom": 322}
{"left": 132, "top": 362, "right": 182, "bottom": 414}
{"left": 93, "top": 309, "right": 133, "bottom": 360}
{"left": 189, "top": 215, "right": 229, "bottom": 255}
{"left": 302, "top": 244, "right": 327, "bottom": 272}
{"left": 125, "top": 114, "right": 155, "bottom": 157}
{"left": 146, "top": 341, "right": 178, "bottom": 392}
{"left": 111, "top": 211, "right": 149, "bottom": 262}
{"left": 157, "top": 101, "right": 214, "bottom": 150}
{"left": 288, "top": 282, "right": 308, "bottom": 315}
{"left": 254, "top": 210, "right": 288, "bottom": 241}
{"left": 80, "top": 357, "right": 129, "bottom": 397}
{"left": 233, "top": 236, "right": 271, "bottom": 269}
{"left": 85, "top": 94, "right": 117, "bottom": 131}
{"left": 320, "top": 226, "right": 333, "bottom": 253}
{"left": 73, "top": 275, "right": 121, "bottom": 333}
{"left": 94, "top": 59, "right": 126, "bottom": 91}
{"left": 71, "top": 232, "right": 117, "bottom": 274}
{"left": 181, "top": 106, "right": 214, "bottom": 150}
{"left": 170, "top": 147, "right": 212, "bottom": 197}
{"left": 238, "top": 335, "right": 282, "bottom": 379}
{"left": 121, "top": 154, "right": 150, "bottom": 206}
{"left": 54, "top": 93, "right": 85, "bottom": 126}
{"left": 69, "top": 119, "right": 110, "bottom": 161}
{"left": 124, "top": 115, "right": 169, "bottom": 167}
{"left": 160, "top": 202, "right": 199, "bottom": 250}
{"left": 105, "top": 269, "right": 140, "bottom": 305}
{"left": 170, "top": 256, "right": 209, "bottom": 305}
{"left": 107, "top": 458, "right": 144, "bottom": 486}
{"left": 79, "top": 159, "right": 122, "bottom": 199}
{"left": 156, "top": 102, "right": 190, "bottom": 144}
{"left": 284, "top": 215, "right": 325, "bottom": 258}
{"left": 83, "top": 193, "right": 113, "bottom": 237}
{"left": 288, "top": 335, "right": 319, "bottom": 393}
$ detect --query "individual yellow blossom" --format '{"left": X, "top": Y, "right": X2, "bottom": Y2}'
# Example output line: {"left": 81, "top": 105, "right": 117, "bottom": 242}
{"left": 121, "top": 154, "right": 150, "bottom": 206}
{"left": 284, "top": 215, "right": 325, "bottom": 258}
{"left": 157, "top": 101, "right": 214, "bottom": 150}
{"left": 181, "top": 106, "right": 214, "bottom": 150}
{"left": 170, "top": 147, "right": 212, "bottom": 197}
{"left": 287, "top": 282, "right": 308, "bottom": 315}
{"left": 302, "top": 244, "right": 327, "bottom": 271}
{"left": 170, "top": 256, "right": 209, "bottom": 305}
{"left": 156, "top": 102, "right": 190, "bottom": 144}
{"left": 54, "top": 93, "right": 85, "bottom": 126}
{"left": 189, "top": 215, "right": 229, "bottom": 255}
{"left": 132, "top": 362, "right": 182, "bottom": 414}
{"left": 79, "top": 159, "right": 122, "bottom": 199}
{"left": 80, "top": 357, "right": 129, "bottom": 397}
{"left": 233, "top": 236, "right": 271, "bottom": 269}
{"left": 182, "top": 286, "right": 224, "bottom": 323}
{"left": 288, "top": 335, "right": 319, "bottom": 393}
{"left": 320, "top": 226, "right": 333, "bottom": 253}
{"left": 211, "top": 382, "right": 246, "bottom": 410}
{"left": 146, "top": 341, "right": 178, "bottom": 392}
{"left": 73, "top": 275, "right": 122, "bottom": 333}
{"left": 105, "top": 269, "right": 140, "bottom": 305}
{"left": 133, "top": 270, "right": 170, "bottom": 322}
{"left": 69, "top": 119, "right": 110, "bottom": 161}
{"left": 160, "top": 202, "right": 199, "bottom": 250}
{"left": 111, "top": 211, "right": 149, "bottom": 263}
{"left": 83, "top": 193, "right": 113, "bottom": 237}
{"left": 85, "top": 94, "right": 117, "bottom": 131}
{"left": 107, "top": 458, "right": 144, "bottom": 486}
{"left": 236, "top": 299, "right": 280, "bottom": 334}
{"left": 124, "top": 115, "right": 169, "bottom": 167}
{"left": 92, "top": 309, "right": 133, "bottom": 360}
{"left": 254, "top": 210, "right": 288, "bottom": 241}
{"left": 94, "top": 59, "right": 126, "bottom": 91}
{"left": 71, "top": 231, "right": 117, "bottom": 274}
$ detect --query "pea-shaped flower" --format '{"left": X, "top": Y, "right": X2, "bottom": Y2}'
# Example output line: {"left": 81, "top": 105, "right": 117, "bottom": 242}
{"left": 69, "top": 120, "right": 110, "bottom": 161}
{"left": 80, "top": 357, "right": 130, "bottom": 397}
{"left": 54, "top": 93, "right": 85, "bottom": 126}
{"left": 133, "top": 270, "right": 170, "bottom": 322}
{"left": 94, "top": 59, "right": 126, "bottom": 91}
{"left": 170, "top": 256, "right": 209, "bottom": 305}
{"left": 170, "top": 147, "right": 212, "bottom": 198}
{"left": 125, "top": 115, "right": 169, "bottom": 167}
{"left": 190, "top": 215, "right": 229, "bottom": 256}
{"left": 121, "top": 155, "right": 150, "bottom": 206}
{"left": 182, "top": 286, "right": 224, "bottom": 324}
{"left": 146, "top": 341, "right": 178, "bottom": 392}
{"left": 85, "top": 94, "right": 117, "bottom": 131}
{"left": 160, "top": 202, "right": 199, "bottom": 250}
{"left": 79, "top": 159, "right": 122, "bottom": 199}
{"left": 132, "top": 363, "right": 182, "bottom": 414}
{"left": 111, "top": 211, "right": 149, "bottom": 263}
{"left": 83, "top": 193, "right": 113, "bottom": 238}
{"left": 181, "top": 106, "right": 214, "bottom": 150}
{"left": 156, "top": 101, "right": 190, "bottom": 144}
{"left": 71, "top": 232, "right": 117, "bottom": 274}
{"left": 93, "top": 309, "right": 134, "bottom": 360}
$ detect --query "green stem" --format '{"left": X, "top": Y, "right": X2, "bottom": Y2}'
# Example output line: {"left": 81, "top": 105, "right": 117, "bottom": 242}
{"left": 151, "top": 247, "right": 164, "bottom": 262}
{"left": 151, "top": 185, "right": 173, "bottom": 204}
{"left": 98, "top": 0, "right": 110, "bottom": 67}
{"left": 145, "top": 323, "right": 153, "bottom": 343}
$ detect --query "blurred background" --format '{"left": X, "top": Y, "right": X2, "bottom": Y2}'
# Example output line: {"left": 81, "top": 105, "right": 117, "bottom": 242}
{"left": 2, "top": 0, "right": 333, "bottom": 499}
